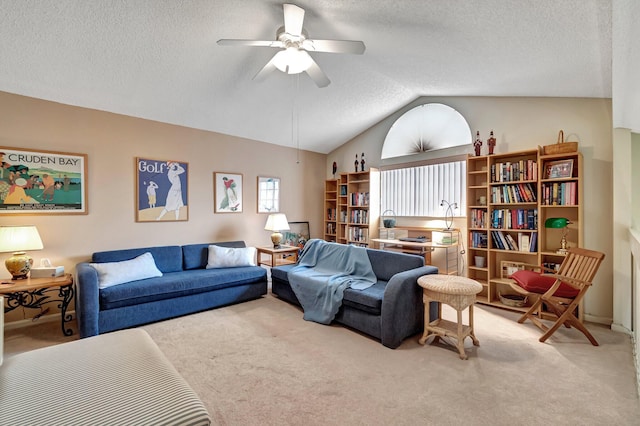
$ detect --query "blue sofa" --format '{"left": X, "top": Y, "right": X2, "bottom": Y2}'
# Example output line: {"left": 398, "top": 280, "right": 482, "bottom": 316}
{"left": 271, "top": 244, "right": 439, "bottom": 349}
{"left": 75, "top": 241, "right": 267, "bottom": 338}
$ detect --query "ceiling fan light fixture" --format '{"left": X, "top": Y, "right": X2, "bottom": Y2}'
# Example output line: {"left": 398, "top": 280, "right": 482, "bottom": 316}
{"left": 273, "top": 47, "right": 312, "bottom": 74}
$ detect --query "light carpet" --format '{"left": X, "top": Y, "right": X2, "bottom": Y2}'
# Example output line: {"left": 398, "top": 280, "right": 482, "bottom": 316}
{"left": 5, "top": 294, "right": 640, "bottom": 425}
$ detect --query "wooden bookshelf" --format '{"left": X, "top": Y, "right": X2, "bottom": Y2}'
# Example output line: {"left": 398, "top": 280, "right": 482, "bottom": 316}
{"left": 326, "top": 168, "right": 380, "bottom": 247}
{"left": 466, "top": 148, "right": 584, "bottom": 320}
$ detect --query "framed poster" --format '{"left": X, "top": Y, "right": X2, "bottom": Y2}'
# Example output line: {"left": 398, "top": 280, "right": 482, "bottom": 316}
{"left": 214, "top": 172, "right": 243, "bottom": 213}
{"left": 0, "top": 147, "right": 88, "bottom": 214}
{"left": 257, "top": 176, "right": 280, "bottom": 213}
{"left": 136, "top": 157, "right": 188, "bottom": 222}
{"left": 282, "top": 221, "right": 310, "bottom": 249}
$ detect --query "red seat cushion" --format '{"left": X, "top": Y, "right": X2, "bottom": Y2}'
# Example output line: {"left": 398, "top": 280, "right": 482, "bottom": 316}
{"left": 511, "top": 270, "right": 579, "bottom": 298}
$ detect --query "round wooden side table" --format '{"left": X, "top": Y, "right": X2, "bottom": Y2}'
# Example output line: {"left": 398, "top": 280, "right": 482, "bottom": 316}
{"left": 417, "top": 274, "right": 483, "bottom": 360}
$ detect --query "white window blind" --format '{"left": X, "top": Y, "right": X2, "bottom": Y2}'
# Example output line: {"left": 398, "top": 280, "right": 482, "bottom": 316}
{"left": 381, "top": 160, "right": 466, "bottom": 217}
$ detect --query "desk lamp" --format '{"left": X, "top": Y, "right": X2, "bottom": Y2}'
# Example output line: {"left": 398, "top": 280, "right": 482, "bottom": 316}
{"left": 0, "top": 225, "right": 44, "bottom": 279}
{"left": 544, "top": 218, "right": 571, "bottom": 254}
{"left": 265, "top": 214, "right": 290, "bottom": 248}
{"left": 440, "top": 200, "right": 458, "bottom": 231}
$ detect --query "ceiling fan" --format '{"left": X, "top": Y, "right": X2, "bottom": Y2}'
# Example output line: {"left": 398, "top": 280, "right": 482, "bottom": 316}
{"left": 217, "top": 3, "right": 365, "bottom": 88}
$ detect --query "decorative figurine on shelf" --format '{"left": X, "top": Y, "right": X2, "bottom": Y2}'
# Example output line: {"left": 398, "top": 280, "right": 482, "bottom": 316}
{"left": 360, "top": 152, "right": 366, "bottom": 172}
{"left": 354, "top": 154, "right": 359, "bottom": 172}
{"left": 487, "top": 130, "right": 496, "bottom": 155}
{"left": 473, "top": 131, "right": 483, "bottom": 156}
{"left": 332, "top": 161, "right": 337, "bottom": 178}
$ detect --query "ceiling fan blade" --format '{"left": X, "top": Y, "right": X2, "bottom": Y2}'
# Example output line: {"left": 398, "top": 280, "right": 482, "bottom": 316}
{"left": 283, "top": 4, "right": 305, "bottom": 37}
{"left": 253, "top": 54, "right": 278, "bottom": 81}
{"left": 217, "top": 39, "right": 284, "bottom": 48}
{"left": 302, "top": 39, "right": 366, "bottom": 54}
{"left": 304, "top": 56, "right": 331, "bottom": 88}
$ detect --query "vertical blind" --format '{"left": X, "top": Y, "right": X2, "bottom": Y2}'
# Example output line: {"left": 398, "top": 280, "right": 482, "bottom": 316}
{"left": 381, "top": 160, "right": 466, "bottom": 217}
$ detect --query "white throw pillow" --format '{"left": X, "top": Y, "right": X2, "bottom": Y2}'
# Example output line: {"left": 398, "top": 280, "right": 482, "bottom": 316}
{"left": 206, "top": 245, "right": 256, "bottom": 269}
{"left": 91, "top": 252, "right": 163, "bottom": 289}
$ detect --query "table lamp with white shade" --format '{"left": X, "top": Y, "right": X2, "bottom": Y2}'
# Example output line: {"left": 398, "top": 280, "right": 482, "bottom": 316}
{"left": 264, "top": 213, "right": 290, "bottom": 248}
{"left": 0, "top": 225, "right": 44, "bottom": 279}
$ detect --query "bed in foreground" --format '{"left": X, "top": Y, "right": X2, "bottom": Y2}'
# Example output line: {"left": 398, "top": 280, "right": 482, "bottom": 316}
{"left": 0, "top": 328, "right": 210, "bottom": 425}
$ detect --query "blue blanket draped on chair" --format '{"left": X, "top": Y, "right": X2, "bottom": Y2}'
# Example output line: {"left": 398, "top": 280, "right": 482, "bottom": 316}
{"left": 287, "top": 239, "right": 377, "bottom": 324}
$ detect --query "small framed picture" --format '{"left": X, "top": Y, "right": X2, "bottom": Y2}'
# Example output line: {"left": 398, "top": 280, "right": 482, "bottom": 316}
{"left": 501, "top": 261, "right": 527, "bottom": 279}
{"left": 214, "top": 172, "right": 243, "bottom": 213}
{"left": 544, "top": 159, "right": 574, "bottom": 179}
{"left": 257, "top": 176, "right": 280, "bottom": 213}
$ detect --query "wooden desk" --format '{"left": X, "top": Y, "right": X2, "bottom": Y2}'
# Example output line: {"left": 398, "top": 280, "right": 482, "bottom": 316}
{"left": 371, "top": 238, "right": 459, "bottom": 275}
{"left": 0, "top": 274, "right": 74, "bottom": 336}
{"left": 257, "top": 246, "right": 299, "bottom": 268}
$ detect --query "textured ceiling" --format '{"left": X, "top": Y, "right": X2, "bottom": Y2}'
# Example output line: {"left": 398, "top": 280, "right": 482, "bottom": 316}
{"left": 0, "top": 1, "right": 612, "bottom": 154}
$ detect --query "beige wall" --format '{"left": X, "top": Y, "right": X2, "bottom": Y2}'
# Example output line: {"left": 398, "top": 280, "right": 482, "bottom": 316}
{"left": 0, "top": 91, "right": 325, "bottom": 322}
{"left": 328, "top": 96, "right": 614, "bottom": 323}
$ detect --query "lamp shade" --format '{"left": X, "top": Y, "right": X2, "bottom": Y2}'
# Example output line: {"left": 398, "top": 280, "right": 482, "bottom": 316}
{"left": 544, "top": 218, "right": 570, "bottom": 229}
{"left": 0, "top": 225, "right": 44, "bottom": 253}
{"left": 264, "top": 214, "right": 290, "bottom": 232}
{"left": 273, "top": 48, "right": 313, "bottom": 74}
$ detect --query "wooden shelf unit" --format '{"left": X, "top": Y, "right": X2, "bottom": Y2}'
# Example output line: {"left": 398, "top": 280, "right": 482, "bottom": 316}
{"left": 466, "top": 149, "right": 584, "bottom": 320}
{"left": 323, "top": 179, "right": 339, "bottom": 242}
{"left": 326, "top": 169, "right": 380, "bottom": 247}
{"left": 466, "top": 155, "right": 490, "bottom": 301}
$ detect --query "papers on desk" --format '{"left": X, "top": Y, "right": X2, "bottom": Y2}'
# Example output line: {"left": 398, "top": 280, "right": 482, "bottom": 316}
{"left": 432, "top": 231, "right": 458, "bottom": 245}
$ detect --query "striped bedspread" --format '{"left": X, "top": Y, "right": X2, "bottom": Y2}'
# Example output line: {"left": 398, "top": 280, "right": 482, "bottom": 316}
{"left": 0, "top": 328, "right": 210, "bottom": 425}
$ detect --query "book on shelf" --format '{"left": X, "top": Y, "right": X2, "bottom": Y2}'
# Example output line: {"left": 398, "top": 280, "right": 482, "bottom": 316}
{"left": 541, "top": 182, "right": 577, "bottom": 206}
{"left": 349, "top": 192, "right": 370, "bottom": 206}
{"left": 529, "top": 232, "right": 538, "bottom": 252}
{"left": 491, "top": 208, "right": 537, "bottom": 229}
{"left": 470, "top": 231, "right": 488, "bottom": 248}
{"left": 491, "top": 183, "right": 537, "bottom": 204}
{"left": 490, "top": 159, "right": 537, "bottom": 183}
{"left": 470, "top": 208, "right": 487, "bottom": 228}
{"left": 505, "top": 233, "right": 519, "bottom": 250}
{"left": 491, "top": 230, "right": 537, "bottom": 252}
{"left": 518, "top": 233, "right": 530, "bottom": 252}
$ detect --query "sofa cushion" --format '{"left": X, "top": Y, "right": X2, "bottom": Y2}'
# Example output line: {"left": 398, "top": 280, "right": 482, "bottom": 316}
{"left": 342, "top": 280, "right": 387, "bottom": 315}
{"left": 270, "top": 264, "right": 295, "bottom": 282}
{"left": 99, "top": 267, "right": 267, "bottom": 310}
{"left": 206, "top": 245, "right": 256, "bottom": 268}
{"left": 91, "top": 252, "right": 163, "bottom": 289}
{"left": 511, "top": 270, "right": 579, "bottom": 298}
{"left": 273, "top": 263, "right": 386, "bottom": 316}
{"left": 182, "top": 241, "right": 247, "bottom": 270}
{"left": 93, "top": 246, "right": 183, "bottom": 273}
{"left": 366, "top": 248, "right": 424, "bottom": 281}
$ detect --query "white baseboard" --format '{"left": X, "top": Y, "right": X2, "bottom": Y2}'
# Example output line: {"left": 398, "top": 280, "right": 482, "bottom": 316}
{"left": 3, "top": 311, "right": 75, "bottom": 331}
{"left": 584, "top": 314, "right": 613, "bottom": 326}
{"left": 611, "top": 323, "right": 632, "bottom": 335}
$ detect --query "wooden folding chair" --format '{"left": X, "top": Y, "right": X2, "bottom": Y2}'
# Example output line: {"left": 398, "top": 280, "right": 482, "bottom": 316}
{"left": 509, "top": 247, "right": 605, "bottom": 345}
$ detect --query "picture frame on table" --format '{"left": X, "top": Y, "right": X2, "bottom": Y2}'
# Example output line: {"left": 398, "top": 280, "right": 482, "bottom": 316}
{"left": 136, "top": 157, "right": 188, "bottom": 222}
{"left": 214, "top": 172, "right": 243, "bottom": 213}
{"left": 257, "top": 176, "right": 280, "bottom": 213}
{"left": 544, "top": 159, "right": 574, "bottom": 180}
{"left": 281, "top": 221, "right": 310, "bottom": 250}
{"left": 0, "top": 146, "right": 88, "bottom": 214}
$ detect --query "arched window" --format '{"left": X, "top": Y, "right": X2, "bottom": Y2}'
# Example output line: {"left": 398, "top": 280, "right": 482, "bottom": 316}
{"left": 380, "top": 103, "right": 471, "bottom": 217}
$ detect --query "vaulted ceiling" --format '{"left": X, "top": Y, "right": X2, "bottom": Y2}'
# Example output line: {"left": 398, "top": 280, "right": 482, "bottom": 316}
{"left": 0, "top": 1, "right": 612, "bottom": 154}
